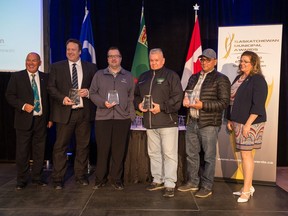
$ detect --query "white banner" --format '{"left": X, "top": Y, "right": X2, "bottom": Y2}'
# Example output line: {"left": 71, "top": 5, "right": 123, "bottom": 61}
{"left": 216, "top": 25, "right": 282, "bottom": 183}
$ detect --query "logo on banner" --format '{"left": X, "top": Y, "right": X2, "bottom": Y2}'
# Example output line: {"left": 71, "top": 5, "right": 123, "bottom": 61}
{"left": 223, "top": 33, "right": 235, "bottom": 59}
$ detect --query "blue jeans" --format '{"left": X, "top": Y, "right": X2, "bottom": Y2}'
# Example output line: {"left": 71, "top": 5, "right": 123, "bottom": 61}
{"left": 185, "top": 120, "right": 220, "bottom": 190}
{"left": 146, "top": 127, "right": 178, "bottom": 188}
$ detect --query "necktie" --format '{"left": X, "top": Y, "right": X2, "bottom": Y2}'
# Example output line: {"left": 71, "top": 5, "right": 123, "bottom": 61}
{"left": 31, "top": 74, "right": 40, "bottom": 113}
{"left": 72, "top": 63, "right": 78, "bottom": 89}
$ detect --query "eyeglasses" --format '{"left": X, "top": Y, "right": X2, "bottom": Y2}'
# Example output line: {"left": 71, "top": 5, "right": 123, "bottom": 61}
{"left": 239, "top": 60, "right": 251, "bottom": 64}
{"left": 199, "top": 58, "right": 213, "bottom": 63}
{"left": 108, "top": 55, "right": 121, "bottom": 59}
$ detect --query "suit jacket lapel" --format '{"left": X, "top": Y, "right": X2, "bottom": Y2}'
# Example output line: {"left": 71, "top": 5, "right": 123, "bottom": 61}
{"left": 64, "top": 60, "right": 73, "bottom": 89}
{"left": 24, "top": 70, "right": 33, "bottom": 95}
{"left": 39, "top": 72, "right": 45, "bottom": 98}
{"left": 81, "top": 61, "right": 87, "bottom": 88}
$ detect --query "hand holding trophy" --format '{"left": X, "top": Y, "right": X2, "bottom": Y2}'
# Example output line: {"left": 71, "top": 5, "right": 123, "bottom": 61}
{"left": 105, "top": 90, "right": 119, "bottom": 108}
{"left": 184, "top": 90, "right": 195, "bottom": 107}
{"left": 107, "top": 90, "right": 119, "bottom": 105}
{"left": 143, "top": 95, "right": 153, "bottom": 110}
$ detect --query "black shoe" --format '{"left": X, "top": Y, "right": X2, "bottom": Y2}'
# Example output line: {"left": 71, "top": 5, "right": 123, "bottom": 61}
{"left": 76, "top": 178, "right": 89, "bottom": 186}
{"left": 163, "top": 187, "right": 175, "bottom": 198}
{"left": 32, "top": 180, "right": 47, "bottom": 187}
{"left": 93, "top": 181, "right": 106, "bottom": 190}
{"left": 53, "top": 182, "right": 63, "bottom": 190}
{"left": 15, "top": 182, "right": 27, "bottom": 190}
{"left": 111, "top": 182, "right": 124, "bottom": 190}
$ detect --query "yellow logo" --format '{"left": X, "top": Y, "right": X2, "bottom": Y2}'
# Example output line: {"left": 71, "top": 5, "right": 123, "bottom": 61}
{"left": 223, "top": 33, "right": 235, "bottom": 59}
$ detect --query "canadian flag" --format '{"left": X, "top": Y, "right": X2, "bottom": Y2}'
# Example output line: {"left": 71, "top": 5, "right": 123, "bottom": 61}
{"left": 181, "top": 16, "right": 202, "bottom": 90}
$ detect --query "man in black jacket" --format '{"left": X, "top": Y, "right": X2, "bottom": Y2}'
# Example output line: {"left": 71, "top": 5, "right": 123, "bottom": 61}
{"left": 6, "top": 52, "right": 52, "bottom": 190}
{"left": 134, "top": 48, "right": 183, "bottom": 198}
{"left": 48, "top": 39, "right": 97, "bottom": 189}
{"left": 178, "top": 48, "right": 230, "bottom": 198}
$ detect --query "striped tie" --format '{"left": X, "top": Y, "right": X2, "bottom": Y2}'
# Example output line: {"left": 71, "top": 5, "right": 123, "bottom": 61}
{"left": 72, "top": 63, "right": 78, "bottom": 89}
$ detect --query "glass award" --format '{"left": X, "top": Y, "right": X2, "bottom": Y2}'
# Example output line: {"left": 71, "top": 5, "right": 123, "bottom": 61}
{"left": 107, "top": 90, "right": 119, "bottom": 104}
{"left": 143, "top": 95, "right": 153, "bottom": 109}
{"left": 185, "top": 90, "right": 195, "bottom": 105}
{"left": 69, "top": 88, "right": 80, "bottom": 105}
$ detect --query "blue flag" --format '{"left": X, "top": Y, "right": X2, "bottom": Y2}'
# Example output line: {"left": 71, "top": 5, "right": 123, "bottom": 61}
{"left": 80, "top": 7, "right": 96, "bottom": 64}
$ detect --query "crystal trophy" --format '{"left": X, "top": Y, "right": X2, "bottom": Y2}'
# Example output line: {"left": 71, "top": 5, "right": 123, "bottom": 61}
{"left": 107, "top": 90, "right": 119, "bottom": 104}
{"left": 69, "top": 88, "right": 80, "bottom": 105}
{"left": 143, "top": 95, "right": 153, "bottom": 109}
{"left": 185, "top": 90, "right": 195, "bottom": 105}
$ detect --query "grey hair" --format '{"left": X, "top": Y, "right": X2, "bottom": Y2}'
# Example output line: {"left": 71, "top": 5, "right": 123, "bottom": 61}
{"left": 149, "top": 48, "right": 164, "bottom": 57}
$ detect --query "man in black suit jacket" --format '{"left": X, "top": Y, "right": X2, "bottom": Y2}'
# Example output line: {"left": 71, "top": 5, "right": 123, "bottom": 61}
{"left": 48, "top": 38, "right": 97, "bottom": 189}
{"left": 5, "top": 52, "right": 52, "bottom": 190}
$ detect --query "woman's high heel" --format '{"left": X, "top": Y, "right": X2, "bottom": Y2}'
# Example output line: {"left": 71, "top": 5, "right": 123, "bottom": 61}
{"left": 233, "top": 186, "right": 255, "bottom": 196}
{"left": 250, "top": 186, "right": 255, "bottom": 196}
{"left": 237, "top": 191, "right": 251, "bottom": 203}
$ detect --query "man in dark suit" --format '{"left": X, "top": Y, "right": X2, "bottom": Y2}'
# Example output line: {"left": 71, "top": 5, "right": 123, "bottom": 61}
{"left": 5, "top": 52, "right": 52, "bottom": 190}
{"left": 47, "top": 38, "right": 97, "bottom": 189}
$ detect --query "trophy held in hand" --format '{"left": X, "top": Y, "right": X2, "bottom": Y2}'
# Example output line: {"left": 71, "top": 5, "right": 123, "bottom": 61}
{"left": 69, "top": 88, "right": 80, "bottom": 105}
{"left": 107, "top": 90, "right": 119, "bottom": 105}
{"left": 143, "top": 95, "right": 153, "bottom": 109}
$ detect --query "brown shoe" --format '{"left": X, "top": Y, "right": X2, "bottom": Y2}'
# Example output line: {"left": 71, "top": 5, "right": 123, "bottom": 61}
{"left": 146, "top": 182, "right": 165, "bottom": 191}
{"left": 177, "top": 183, "right": 199, "bottom": 192}
{"left": 195, "top": 188, "right": 212, "bottom": 198}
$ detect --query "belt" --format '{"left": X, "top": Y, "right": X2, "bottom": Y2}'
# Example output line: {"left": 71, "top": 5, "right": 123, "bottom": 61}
{"left": 72, "top": 107, "right": 83, "bottom": 111}
{"left": 190, "top": 117, "right": 199, "bottom": 122}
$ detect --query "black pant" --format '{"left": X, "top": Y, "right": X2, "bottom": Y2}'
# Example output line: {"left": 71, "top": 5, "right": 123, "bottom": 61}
{"left": 52, "top": 109, "right": 90, "bottom": 182}
{"left": 94, "top": 119, "right": 131, "bottom": 183}
{"left": 16, "top": 116, "right": 47, "bottom": 184}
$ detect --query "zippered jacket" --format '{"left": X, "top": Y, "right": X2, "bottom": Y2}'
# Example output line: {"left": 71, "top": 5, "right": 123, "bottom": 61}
{"left": 185, "top": 69, "right": 230, "bottom": 128}
{"left": 90, "top": 68, "right": 135, "bottom": 121}
{"left": 134, "top": 67, "right": 183, "bottom": 129}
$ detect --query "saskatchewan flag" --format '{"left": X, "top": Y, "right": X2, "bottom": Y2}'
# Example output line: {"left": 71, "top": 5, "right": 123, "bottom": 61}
{"left": 131, "top": 6, "right": 149, "bottom": 82}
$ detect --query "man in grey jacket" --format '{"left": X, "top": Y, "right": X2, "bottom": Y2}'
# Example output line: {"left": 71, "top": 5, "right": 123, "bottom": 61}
{"left": 178, "top": 48, "right": 230, "bottom": 198}
{"left": 89, "top": 47, "right": 135, "bottom": 190}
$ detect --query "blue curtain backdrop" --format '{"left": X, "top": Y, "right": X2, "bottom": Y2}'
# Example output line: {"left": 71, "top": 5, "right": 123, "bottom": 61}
{"left": 49, "top": 0, "right": 288, "bottom": 166}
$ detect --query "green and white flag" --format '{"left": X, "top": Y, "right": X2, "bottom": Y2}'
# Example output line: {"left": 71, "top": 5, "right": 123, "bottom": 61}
{"left": 131, "top": 6, "right": 149, "bottom": 82}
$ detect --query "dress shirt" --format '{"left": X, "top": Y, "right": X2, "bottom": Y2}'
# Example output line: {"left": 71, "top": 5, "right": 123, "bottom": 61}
{"left": 68, "top": 60, "right": 84, "bottom": 108}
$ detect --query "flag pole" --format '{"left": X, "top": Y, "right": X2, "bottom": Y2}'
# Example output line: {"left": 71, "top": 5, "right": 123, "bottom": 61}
{"left": 180, "top": 3, "right": 202, "bottom": 90}
{"left": 193, "top": 4, "right": 200, "bottom": 21}
{"left": 85, "top": 0, "right": 88, "bottom": 15}
{"left": 141, "top": 0, "right": 144, "bottom": 24}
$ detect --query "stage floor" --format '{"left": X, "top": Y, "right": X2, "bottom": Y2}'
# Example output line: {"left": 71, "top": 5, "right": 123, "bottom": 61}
{"left": 0, "top": 163, "right": 287, "bottom": 216}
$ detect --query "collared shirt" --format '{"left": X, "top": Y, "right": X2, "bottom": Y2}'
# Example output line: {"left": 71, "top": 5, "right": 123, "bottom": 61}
{"left": 27, "top": 70, "right": 43, "bottom": 116}
{"left": 108, "top": 66, "right": 122, "bottom": 77}
{"left": 189, "top": 69, "right": 213, "bottom": 118}
{"left": 68, "top": 59, "right": 84, "bottom": 108}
